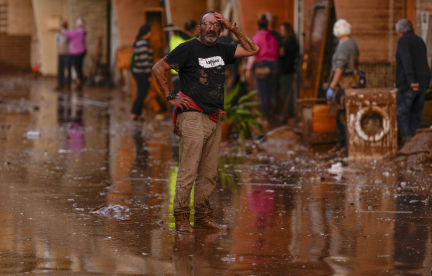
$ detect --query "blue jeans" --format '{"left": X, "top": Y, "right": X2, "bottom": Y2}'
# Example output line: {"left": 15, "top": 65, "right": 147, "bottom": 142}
{"left": 254, "top": 60, "right": 278, "bottom": 117}
{"left": 58, "top": 55, "right": 71, "bottom": 86}
{"left": 336, "top": 110, "right": 346, "bottom": 148}
{"left": 396, "top": 88, "right": 426, "bottom": 145}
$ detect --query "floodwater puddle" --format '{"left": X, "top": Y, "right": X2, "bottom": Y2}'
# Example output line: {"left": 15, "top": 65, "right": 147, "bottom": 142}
{"left": 0, "top": 77, "right": 432, "bottom": 275}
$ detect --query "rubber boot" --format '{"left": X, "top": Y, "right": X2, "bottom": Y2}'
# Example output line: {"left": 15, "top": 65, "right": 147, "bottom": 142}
{"left": 174, "top": 212, "right": 194, "bottom": 234}
{"left": 194, "top": 209, "right": 228, "bottom": 231}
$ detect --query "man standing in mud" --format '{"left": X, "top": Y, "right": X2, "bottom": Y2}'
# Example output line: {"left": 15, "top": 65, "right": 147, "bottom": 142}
{"left": 395, "top": 18, "right": 431, "bottom": 146}
{"left": 153, "top": 11, "right": 259, "bottom": 233}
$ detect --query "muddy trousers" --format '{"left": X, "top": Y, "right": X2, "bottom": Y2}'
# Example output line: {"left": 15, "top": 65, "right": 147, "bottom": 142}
{"left": 173, "top": 112, "right": 221, "bottom": 214}
{"left": 396, "top": 88, "right": 426, "bottom": 145}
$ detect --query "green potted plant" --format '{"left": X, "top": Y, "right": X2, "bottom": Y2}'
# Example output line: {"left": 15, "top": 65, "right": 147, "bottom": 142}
{"left": 221, "top": 82, "right": 264, "bottom": 141}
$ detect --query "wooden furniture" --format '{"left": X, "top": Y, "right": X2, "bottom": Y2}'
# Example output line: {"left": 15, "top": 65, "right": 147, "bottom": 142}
{"left": 297, "top": 98, "right": 336, "bottom": 147}
{"left": 300, "top": 0, "right": 334, "bottom": 99}
{"left": 345, "top": 88, "right": 398, "bottom": 159}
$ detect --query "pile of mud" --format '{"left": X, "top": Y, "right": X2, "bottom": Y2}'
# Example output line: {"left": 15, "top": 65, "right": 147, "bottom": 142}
{"left": 396, "top": 128, "right": 432, "bottom": 166}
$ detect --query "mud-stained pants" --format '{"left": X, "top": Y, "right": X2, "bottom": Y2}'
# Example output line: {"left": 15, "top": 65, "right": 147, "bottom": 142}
{"left": 173, "top": 112, "right": 221, "bottom": 214}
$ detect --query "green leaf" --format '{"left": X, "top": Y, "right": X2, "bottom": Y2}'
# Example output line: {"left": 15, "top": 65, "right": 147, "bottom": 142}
{"left": 237, "top": 90, "right": 257, "bottom": 103}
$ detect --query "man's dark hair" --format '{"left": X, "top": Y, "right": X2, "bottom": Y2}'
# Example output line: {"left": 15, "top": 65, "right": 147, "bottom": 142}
{"left": 199, "top": 10, "right": 215, "bottom": 25}
{"left": 258, "top": 14, "right": 268, "bottom": 30}
{"left": 184, "top": 20, "right": 197, "bottom": 31}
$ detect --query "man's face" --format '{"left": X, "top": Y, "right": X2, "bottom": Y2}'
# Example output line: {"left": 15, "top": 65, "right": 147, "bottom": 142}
{"left": 198, "top": 13, "right": 222, "bottom": 45}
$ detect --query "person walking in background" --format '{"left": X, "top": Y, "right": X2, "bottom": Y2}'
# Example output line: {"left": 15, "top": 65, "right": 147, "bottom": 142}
{"left": 278, "top": 22, "right": 299, "bottom": 123}
{"left": 152, "top": 11, "right": 259, "bottom": 233}
{"left": 326, "top": 19, "right": 360, "bottom": 155}
{"left": 63, "top": 18, "right": 87, "bottom": 91}
{"left": 246, "top": 14, "right": 279, "bottom": 122}
{"left": 394, "top": 19, "right": 431, "bottom": 146}
{"left": 130, "top": 24, "right": 153, "bottom": 121}
{"left": 55, "top": 20, "right": 71, "bottom": 91}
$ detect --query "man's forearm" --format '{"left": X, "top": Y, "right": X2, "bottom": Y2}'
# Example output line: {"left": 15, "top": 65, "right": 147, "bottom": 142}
{"left": 152, "top": 59, "right": 171, "bottom": 98}
{"left": 231, "top": 27, "right": 259, "bottom": 53}
{"left": 330, "top": 68, "right": 344, "bottom": 89}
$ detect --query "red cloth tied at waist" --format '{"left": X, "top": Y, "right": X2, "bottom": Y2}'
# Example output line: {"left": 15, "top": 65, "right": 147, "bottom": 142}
{"left": 173, "top": 91, "right": 226, "bottom": 136}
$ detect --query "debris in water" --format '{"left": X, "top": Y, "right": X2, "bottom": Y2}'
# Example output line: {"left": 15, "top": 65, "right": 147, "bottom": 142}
{"left": 91, "top": 204, "right": 131, "bottom": 220}
{"left": 26, "top": 131, "right": 40, "bottom": 138}
{"left": 221, "top": 257, "right": 236, "bottom": 262}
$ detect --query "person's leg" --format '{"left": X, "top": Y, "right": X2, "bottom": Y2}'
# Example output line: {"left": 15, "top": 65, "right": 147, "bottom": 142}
{"left": 254, "top": 76, "right": 268, "bottom": 116}
{"left": 131, "top": 73, "right": 150, "bottom": 119}
{"left": 78, "top": 53, "right": 86, "bottom": 81}
{"left": 67, "top": 55, "right": 74, "bottom": 87}
{"left": 57, "top": 55, "right": 65, "bottom": 89}
{"left": 409, "top": 89, "right": 426, "bottom": 136}
{"left": 268, "top": 61, "right": 278, "bottom": 120}
{"left": 65, "top": 55, "right": 71, "bottom": 89}
{"left": 75, "top": 53, "right": 86, "bottom": 90}
{"left": 397, "top": 88, "right": 414, "bottom": 145}
{"left": 193, "top": 116, "right": 227, "bottom": 230}
{"left": 279, "top": 74, "right": 294, "bottom": 120}
{"left": 336, "top": 109, "right": 347, "bottom": 148}
{"left": 174, "top": 112, "right": 205, "bottom": 233}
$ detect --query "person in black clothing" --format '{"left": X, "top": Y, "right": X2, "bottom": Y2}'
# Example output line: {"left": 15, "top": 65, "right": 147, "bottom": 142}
{"left": 152, "top": 11, "right": 259, "bottom": 233}
{"left": 131, "top": 24, "right": 153, "bottom": 121}
{"left": 395, "top": 19, "right": 431, "bottom": 145}
{"left": 277, "top": 22, "right": 299, "bottom": 122}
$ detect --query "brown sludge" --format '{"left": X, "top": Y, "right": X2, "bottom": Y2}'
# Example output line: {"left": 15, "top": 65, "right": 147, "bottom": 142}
{"left": 0, "top": 76, "right": 431, "bottom": 275}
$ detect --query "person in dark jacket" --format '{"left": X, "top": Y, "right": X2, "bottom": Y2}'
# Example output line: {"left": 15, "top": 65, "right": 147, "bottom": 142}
{"left": 277, "top": 22, "right": 299, "bottom": 122}
{"left": 395, "top": 19, "right": 431, "bottom": 145}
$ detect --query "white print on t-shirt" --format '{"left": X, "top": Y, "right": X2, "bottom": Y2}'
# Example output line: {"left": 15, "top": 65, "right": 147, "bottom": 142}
{"left": 198, "top": 56, "right": 225, "bottom": 68}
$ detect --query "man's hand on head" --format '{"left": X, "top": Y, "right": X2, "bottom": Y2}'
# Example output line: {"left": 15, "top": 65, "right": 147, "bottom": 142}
{"left": 213, "top": 12, "right": 236, "bottom": 31}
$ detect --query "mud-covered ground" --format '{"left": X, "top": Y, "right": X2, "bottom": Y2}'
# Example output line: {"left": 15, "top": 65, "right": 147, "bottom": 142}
{"left": 0, "top": 76, "right": 431, "bottom": 275}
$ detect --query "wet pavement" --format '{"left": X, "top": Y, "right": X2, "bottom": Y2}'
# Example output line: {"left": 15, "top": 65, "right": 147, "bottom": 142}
{"left": 1, "top": 76, "right": 432, "bottom": 275}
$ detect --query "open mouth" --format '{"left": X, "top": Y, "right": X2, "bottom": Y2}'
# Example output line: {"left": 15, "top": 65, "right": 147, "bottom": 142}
{"left": 206, "top": 32, "right": 216, "bottom": 38}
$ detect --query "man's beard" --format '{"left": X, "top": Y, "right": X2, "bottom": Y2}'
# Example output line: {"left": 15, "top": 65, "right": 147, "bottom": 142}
{"left": 199, "top": 29, "right": 219, "bottom": 45}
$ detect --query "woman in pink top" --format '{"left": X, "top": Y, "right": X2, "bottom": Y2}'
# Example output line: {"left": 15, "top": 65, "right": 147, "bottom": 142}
{"left": 63, "top": 18, "right": 87, "bottom": 90}
{"left": 246, "top": 14, "right": 279, "bottom": 120}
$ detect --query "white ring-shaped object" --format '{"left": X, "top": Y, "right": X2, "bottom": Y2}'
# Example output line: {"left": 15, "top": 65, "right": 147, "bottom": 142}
{"left": 354, "top": 106, "right": 390, "bottom": 142}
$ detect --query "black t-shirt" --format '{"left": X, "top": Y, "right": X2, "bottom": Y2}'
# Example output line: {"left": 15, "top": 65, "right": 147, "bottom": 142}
{"left": 164, "top": 39, "right": 237, "bottom": 113}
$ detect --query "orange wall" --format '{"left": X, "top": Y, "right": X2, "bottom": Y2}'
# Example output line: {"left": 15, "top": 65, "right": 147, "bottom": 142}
{"left": 237, "top": 0, "right": 295, "bottom": 37}
{"left": 114, "top": 0, "right": 159, "bottom": 46}
{"left": 335, "top": 0, "right": 402, "bottom": 63}
{"left": 169, "top": 0, "right": 207, "bottom": 30}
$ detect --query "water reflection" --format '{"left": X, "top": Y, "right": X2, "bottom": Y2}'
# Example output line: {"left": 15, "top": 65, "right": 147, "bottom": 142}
{"left": 1, "top": 78, "right": 432, "bottom": 275}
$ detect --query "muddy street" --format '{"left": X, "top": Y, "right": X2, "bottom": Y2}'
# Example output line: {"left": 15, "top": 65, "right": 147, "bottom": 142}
{"left": 0, "top": 76, "right": 431, "bottom": 275}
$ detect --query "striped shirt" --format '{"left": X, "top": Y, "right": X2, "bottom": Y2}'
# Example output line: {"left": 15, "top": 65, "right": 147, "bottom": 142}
{"left": 132, "top": 39, "right": 153, "bottom": 74}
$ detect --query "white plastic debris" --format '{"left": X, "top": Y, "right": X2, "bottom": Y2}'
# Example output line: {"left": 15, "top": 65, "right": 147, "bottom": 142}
{"left": 221, "top": 257, "right": 236, "bottom": 262}
{"left": 91, "top": 204, "right": 131, "bottom": 220}
{"left": 26, "top": 131, "right": 40, "bottom": 139}
{"left": 328, "top": 162, "right": 343, "bottom": 174}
